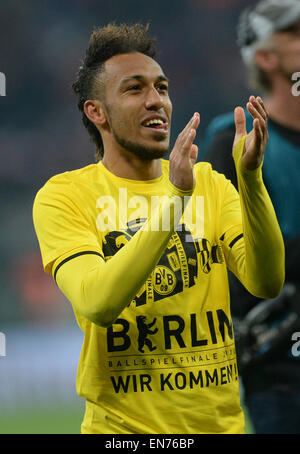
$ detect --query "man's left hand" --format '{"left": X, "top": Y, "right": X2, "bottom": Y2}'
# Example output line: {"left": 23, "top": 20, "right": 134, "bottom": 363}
{"left": 233, "top": 96, "right": 269, "bottom": 170}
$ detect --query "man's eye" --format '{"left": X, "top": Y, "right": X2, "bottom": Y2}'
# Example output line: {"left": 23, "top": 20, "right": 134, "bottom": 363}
{"left": 128, "top": 85, "right": 141, "bottom": 91}
{"left": 157, "top": 85, "right": 168, "bottom": 92}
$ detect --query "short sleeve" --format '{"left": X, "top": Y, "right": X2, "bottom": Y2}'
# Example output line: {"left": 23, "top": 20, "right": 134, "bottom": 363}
{"left": 32, "top": 179, "right": 103, "bottom": 275}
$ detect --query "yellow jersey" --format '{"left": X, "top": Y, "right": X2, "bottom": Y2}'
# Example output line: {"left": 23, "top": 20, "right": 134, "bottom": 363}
{"left": 32, "top": 139, "right": 284, "bottom": 434}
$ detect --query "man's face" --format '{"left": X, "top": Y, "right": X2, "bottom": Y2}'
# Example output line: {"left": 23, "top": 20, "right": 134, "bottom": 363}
{"left": 101, "top": 52, "right": 172, "bottom": 160}
{"left": 273, "top": 19, "right": 300, "bottom": 81}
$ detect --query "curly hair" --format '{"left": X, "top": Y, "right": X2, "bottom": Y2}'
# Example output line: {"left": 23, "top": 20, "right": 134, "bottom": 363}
{"left": 72, "top": 23, "right": 157, "bottom": 161}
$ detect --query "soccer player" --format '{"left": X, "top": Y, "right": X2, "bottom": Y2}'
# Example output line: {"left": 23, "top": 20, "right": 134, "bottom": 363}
{"left": 32, "top": 23, "right": 284, "bottom": 434}
{"left": 202, "top": 0, "right": 300, "bottom": 434}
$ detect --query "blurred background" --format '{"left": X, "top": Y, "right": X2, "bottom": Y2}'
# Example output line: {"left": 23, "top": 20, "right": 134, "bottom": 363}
{"left": 0, "top": 0, "right": 255, "bottom": 433}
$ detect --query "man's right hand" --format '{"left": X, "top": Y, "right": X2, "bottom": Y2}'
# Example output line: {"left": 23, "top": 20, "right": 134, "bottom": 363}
{"left": 169, "top": 112, "right": 200, "bottom": 191}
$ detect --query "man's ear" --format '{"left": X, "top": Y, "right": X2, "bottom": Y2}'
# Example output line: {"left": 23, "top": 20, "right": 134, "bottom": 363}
{"left": 254, "top": 49, "right": 278, "bottom": 73}
{"left": 84, "top": 100, "right": 107, "bottom": 126}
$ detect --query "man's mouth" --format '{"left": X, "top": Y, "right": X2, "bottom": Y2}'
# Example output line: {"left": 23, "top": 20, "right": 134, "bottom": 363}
{"left": 141, "top": 117, "right": 169, "bottom": 134}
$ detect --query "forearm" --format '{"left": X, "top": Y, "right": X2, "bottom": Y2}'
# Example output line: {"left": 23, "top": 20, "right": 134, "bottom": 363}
{"left": 230, "top": 136, "right": 285, "bottom": 298}
{"left": 56, "top": 182, "right": 192, "bottom": 327}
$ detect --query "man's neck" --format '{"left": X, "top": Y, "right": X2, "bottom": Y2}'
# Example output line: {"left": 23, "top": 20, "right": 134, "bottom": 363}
{"left": 265, "top": 77, "right": 300, "bottom": 132}
{"left": 101, "top": 148, "right": 162, "bottom": 181}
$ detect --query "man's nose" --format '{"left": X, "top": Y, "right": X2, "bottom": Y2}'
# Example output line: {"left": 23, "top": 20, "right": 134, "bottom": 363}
{"left": 144, "top": 86, "right": 164, "bottom": 110}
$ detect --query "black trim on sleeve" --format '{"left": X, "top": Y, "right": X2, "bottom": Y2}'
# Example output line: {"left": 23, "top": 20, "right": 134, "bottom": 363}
{"left": 228, "top": 233, "right": 244, "bottom": 249}
{"left": 54, "top": 251, "right": 104, "bottom": 282}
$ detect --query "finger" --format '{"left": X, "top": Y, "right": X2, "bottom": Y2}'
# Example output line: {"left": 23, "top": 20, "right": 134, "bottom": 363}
{"left": 249, "top": 96, "right": 268, "bottom": 122}
{"left": 182, "top": 127, "right": 197, "bottom": 154}
{"left": 174, "top": 114, "right": 199, "bottom": 157}
{"left": 247, "top": 101, "right": 267, "bottom": 130}
{"left": 179, "top": 114, "right": 196, "bottom": 137}
{"left": 190, "top": 144, "right": 198, "bottom": 164}
{"left": 249, "top": 102, "right": 268, "bottom": 145}
{"left": 256, "top": 96, "right": 269, "bottom": 120}
{"left": 234, "top": 106, "right": 247, "bottom": 138}
{"left": 193, "top": 112, "right": 200, "bottom": 130}
{"left": 180, "top": 112, "right": 200, "bottom": 141}
{"left": 188, "top": 113, "right": 200, "bottom": 134}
